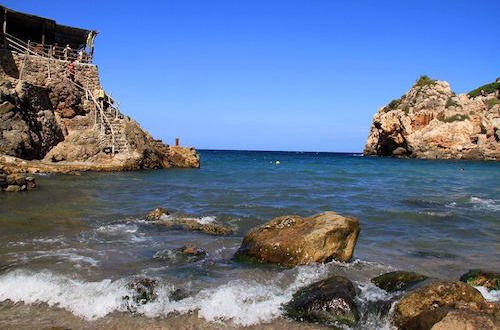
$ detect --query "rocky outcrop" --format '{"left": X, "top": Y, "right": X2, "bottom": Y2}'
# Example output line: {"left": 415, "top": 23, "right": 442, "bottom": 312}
{"left": 371, "top": 271, "right": 428, "bottom": 292}
{"left": 391, "top": 281, "right": 491, "bottom": 329}
{"left": 145, "top": 208, "right": 232, "bottom": 236}
{"left": 235, "top": 211, "right": 360, "bottom": 267}
{"left": 364, "top": 76, "right": 500, "bottom": 160}
{"left": 0, "top": 49, "right": 199, "bottom": 173}
{"left": 283, "top": 275, "right": 359, "bottom": 327}
{"left": 0, "top": 169, "right": 36, "bottom": 192}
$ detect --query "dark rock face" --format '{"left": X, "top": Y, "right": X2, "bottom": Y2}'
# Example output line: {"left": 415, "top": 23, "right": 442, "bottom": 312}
{"left": 283, "top": 275, "right": 359, "bottom": 327}
{"left": 236, "top": 212, "right": 360, "bottom": 267}
{"left": 460, "top": 269, "right": 499, "bottom": 290}
{"left": 0, "top": 80, "right": 64, "bottom": 160}
{"left": 371, "top": 271, "right": 427, "bottom": 292}
{"left": 391, "top": 281, "right": 486, "bottom": 329}
{"left": 123, "top": 278, "right": 158, "bottom": 312}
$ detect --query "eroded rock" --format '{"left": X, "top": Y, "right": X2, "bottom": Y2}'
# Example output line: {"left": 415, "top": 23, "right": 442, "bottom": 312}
{"left": 391, "top": 281, "right": 486, "bottom": 329}
{"left": 235, "top": 211, "right": 360, "bottom": 267}
{"left": 283, "top": 275, "right": 359, "bottom": 327}
{"left": 371, "top": 271, "right": 427, "bottom": 292}
{"left": 364, "top": 76, "right": 500, "bottom": 160}
{"left": 145, "top": 208, "right": 232, "bottom": 236}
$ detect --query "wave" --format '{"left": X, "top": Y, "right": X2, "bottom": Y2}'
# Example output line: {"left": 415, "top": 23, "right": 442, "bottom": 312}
{"left": 474, "top": 286, "right": 500, "bottom": 302}
{"left": 0, "top": 265, "right": 330, "bottom": 325}
{"left": 470, "top": 197, "right": 500, "bottom": 211}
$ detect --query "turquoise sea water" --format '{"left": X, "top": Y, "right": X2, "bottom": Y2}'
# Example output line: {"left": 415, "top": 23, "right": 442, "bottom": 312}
{"left": 0, "top": 150, "right": 499, "bottom": 328}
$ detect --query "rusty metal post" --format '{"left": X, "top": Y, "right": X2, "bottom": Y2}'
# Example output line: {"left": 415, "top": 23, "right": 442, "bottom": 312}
{"left": 175, "top": 138, "right": 179, "bottom": 147}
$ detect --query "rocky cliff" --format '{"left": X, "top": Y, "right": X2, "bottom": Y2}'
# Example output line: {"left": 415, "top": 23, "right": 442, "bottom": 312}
{"left": 364, "top": 76, "right": 500, "bottom": 160}
{"left": 0, "top": 49, "right": 199, "bottom": 173}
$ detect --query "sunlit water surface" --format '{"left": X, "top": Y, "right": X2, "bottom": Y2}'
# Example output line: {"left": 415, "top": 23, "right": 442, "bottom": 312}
{"left": 0, "top": 151, "right": 499, "bottom": 329}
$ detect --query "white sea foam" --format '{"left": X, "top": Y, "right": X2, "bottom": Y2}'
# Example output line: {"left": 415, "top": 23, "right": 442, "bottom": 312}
{"left": 160, "top": 214, "right": 217, "bottom": 225}
{"left": 32, "top": 249, "right": 100, "bottom": 267}
{"left": 475, "top": 286, "right": 500, "bottom": 302}
{"left": 97, "top": 223, "right": 139, "bottom": 234}
{"left": 0, "top": 264, "right": 330, "bottom": 325}
{"left": 0, "top": 270, "right": 129, "bottom": 320}
{"left": 141, "top": 263, "right": 329, "bottom": 325}
{"left": 470, "top": 197, "right": 500, "bottom": 211}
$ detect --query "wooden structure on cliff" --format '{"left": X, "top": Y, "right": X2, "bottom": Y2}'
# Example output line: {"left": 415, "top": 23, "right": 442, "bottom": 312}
{"left": 0, "top": 5, "right": 97, "bottom": 63}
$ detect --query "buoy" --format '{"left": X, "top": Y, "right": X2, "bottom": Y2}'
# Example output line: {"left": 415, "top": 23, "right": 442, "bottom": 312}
{"left": 276, "top": 160, "right": 280, "bottom": 165}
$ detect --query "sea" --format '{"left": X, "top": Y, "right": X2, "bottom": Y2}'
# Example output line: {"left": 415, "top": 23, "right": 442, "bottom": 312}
{"left": 0, "top": 150, "right": 499, "bottom": 329}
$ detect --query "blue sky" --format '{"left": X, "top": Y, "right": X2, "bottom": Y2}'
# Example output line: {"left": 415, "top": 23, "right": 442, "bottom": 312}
{"left": 3, "top": 1, "right": 499, "bottom": 152}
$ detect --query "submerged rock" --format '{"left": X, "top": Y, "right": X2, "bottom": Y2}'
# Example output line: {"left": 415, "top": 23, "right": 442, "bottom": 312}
{"left": 123, "top": 278, "right": 158, "bottom": 312}
{"left": 153, "top": 244, "right": 207, "bottom": 263}
{"left": 145, "top": 208, "right": 232, "bottom": 236}
{"left": 460, "top": 269, "right": 499, "bottom": 290}
{"left": 235, "top": 211, "right": 360, "bottom": 267}
{"left": 283, "top": 275, "right": 359, "bottom": 327}
{"left": 391, "top": 281, "right": 486, "bottom": 329}
{"left": 371, "top": 271, "right": 427, "bottom": 292}
{"left": 146, "top": 207, "right": 170, "bottom": 221}
{"left": 0, "top": 170, "right": 36, "bottom": 192}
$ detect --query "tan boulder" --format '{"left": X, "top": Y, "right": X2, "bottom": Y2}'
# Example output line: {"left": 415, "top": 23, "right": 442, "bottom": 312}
{"left": 431, "top": 309, "right": 498, "bottom": 330}
{"left": 235, "top": 211, "right": 360, "bottom": 267}
{"left": 392, "top": 281, "right": 487, "bottom": 329}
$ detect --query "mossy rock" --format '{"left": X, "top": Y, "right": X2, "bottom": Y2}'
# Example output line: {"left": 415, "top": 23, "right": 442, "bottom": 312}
{"left": 283, "top": 275, "right": 359, "bottom": 327}
{"left": 460, "top": 269, "right": 499, "bottom": 290}
{"left": 371, "top": 271, "right": 427, "bottom": 292}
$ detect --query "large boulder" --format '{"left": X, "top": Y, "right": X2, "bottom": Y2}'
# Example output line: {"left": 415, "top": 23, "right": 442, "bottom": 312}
{"left": 235, "top": 211, "right": 360, "bottom": 267}
{"left": 431, "top": 308, "right": 498, "bottom": 330}
{"left": 460, "top": 269, "right": 499, "bottom": 290}
{"left": 392, "top": 281, "right": 486, "bottom": 329}
{"left": 371, "top": 271, "right": 427, "bottom": 292}
{"left": 283, "top": 275, "right": 359, "bottom": 327}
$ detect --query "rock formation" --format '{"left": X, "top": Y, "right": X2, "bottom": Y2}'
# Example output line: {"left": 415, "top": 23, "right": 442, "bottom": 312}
{"left": 235, "top": 211, "right": 360, "bottom": 267}
{"left": 283, "top": 275, "right": 359, "bottom": 327}
{"left": 364, "top": 76, "right": 500, "bottom": 160}
{"left": 0, "top": 49, "right": 199, "bottom": 174}
{"left": 0, "top": 169, "right": 36, "bottom": 192}
{"left": 391, "top": 281, "right": 496, "bottom": 329}
{"left": 371, "top": 271, "right": 428, "bottom": 293}
{"left": 145, "top": 208, "right": 232, "bottom": 236}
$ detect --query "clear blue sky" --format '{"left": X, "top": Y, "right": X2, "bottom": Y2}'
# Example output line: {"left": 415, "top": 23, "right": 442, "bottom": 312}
{"left": 3, "top": 1, "right": 499, "bottom": 152}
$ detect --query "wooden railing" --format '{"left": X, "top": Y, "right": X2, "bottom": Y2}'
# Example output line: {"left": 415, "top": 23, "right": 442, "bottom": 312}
{"left": 1, "top": 32, "right": 93, "bottom": 63}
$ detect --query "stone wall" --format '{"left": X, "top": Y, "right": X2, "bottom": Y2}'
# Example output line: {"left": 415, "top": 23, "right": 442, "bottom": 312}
{"left": 1, "top": 50, "right": 102, "bottom": 92}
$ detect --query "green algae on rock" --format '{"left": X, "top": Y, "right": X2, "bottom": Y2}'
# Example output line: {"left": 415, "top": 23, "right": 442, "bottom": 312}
{"left": 371, "top": 271, "right": 427, "bottom": 292}
{"left": 460, "top": 269, "right": 499, "bottom": 290}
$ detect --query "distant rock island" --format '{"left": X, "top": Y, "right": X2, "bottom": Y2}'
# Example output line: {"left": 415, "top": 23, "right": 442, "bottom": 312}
{"left": 364, "top": 76, "right": 499, "bottom": 160}
{"left": 0, "top": 6, "right": 199, "bottom": 175}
